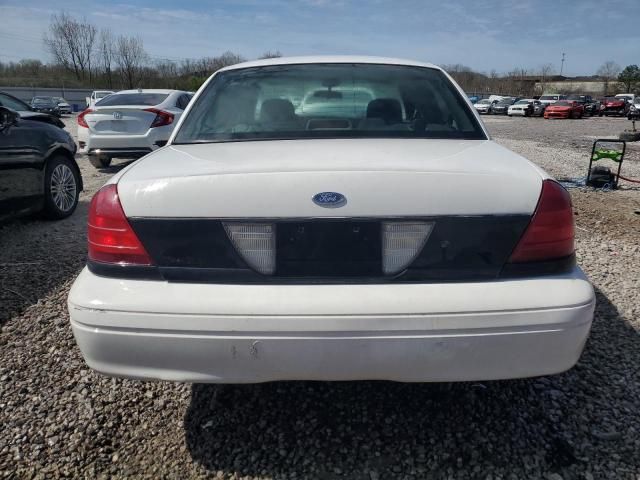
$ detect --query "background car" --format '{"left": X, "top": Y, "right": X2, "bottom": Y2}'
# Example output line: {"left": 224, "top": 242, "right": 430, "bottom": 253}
{"left": 473, "top": 98, "right": 496, "bottom": 114}
{"left": 507, "top": 99, "right": 534, "bottom": 116}
{"left": 54, "top": 97, "right": 72, "bottom": 115}
{"left": 0, "top": 106, "right": 82, "bottom": 221}
{"left": 491, "top": 97, "right": 517, "bottom": 115}
{"left": 566, "top": 94, "right": 599, "bottom": 116}
{"left": 68, "top": 57, "right": 594, "bottom": 384}
{"left": 30, "top": 96, "right": 61, "bottom": 116}
{"left": 532, "top": 99, "right": 546, "bottom": 116}
{"left": 628, "top": 97, "right": 640, "bottom": 120}
{"left": 85, "top": 90, "right": 115, "bottom": 108}
{"left": 77, "top": 89, "right": 193, "bottom": 168}
{"left": 599, "top": 96, "right": 629, "bottom": 117}
{"left": 539, "top": 94, "right": 566, "bottom": 106}
{"left": 544, "top": 100, "right": 584, "bottom": 119}
{"left": 0, "top": 91, "right": 65, "bottom": 128}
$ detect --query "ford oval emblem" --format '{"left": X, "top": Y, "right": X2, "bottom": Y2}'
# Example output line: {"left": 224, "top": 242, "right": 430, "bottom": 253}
{"left": 312, "top": 192, "right": 347, "bottom": 208}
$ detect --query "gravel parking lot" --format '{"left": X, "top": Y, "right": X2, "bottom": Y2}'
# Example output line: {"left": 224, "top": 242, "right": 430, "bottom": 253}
{"left": 1, "top": 114, "right": 639, "bottom": 479}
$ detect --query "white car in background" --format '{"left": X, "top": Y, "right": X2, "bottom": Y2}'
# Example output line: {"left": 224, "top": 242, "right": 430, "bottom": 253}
{"left": 473, "top": 98, "right": 496, "bottom": 114}
{"left": 54, "top": 97, "right": 72, "bottom": 115}
{"left": 507, "top": 99, "right": 535, "bottom": 116}
{"left": 85, "top": 90, "right": 115, "bottom": 108}
{"left": 78, "top": 89, "right": 193, "bottom": 168}
{"left": 68, "top": 56, "right": 594, "bottom": 384}
{"left": 539, "top": 94, "right": 566, "bottom": 106}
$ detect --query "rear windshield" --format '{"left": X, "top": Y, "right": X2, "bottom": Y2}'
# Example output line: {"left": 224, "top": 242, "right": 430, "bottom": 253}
{"left": 515, "top": 100, "right": 530, "bottom": 105}
{"left": 32, "top": 97, "right": 54, "bottom": 104}
{"left": 540, "top": 95, "right": 558, "bottom": 100}
{"left": 554, "top": 101, "right": 571, "bottom": 106}
{"left": 96, "top": 93, "right": 169, "bottom": 107}
{"left": 174, "top": 63, "right": 486, "bottom": 143}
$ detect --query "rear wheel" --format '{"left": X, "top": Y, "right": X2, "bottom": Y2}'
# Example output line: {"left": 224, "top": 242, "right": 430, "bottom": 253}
{"left": 43, "top": 155, "right": 80, "bottom": 219}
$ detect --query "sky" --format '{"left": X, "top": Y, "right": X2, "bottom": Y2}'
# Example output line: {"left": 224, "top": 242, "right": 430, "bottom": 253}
{"left": 1, "top": 0, "right": 639, "bottom": 76}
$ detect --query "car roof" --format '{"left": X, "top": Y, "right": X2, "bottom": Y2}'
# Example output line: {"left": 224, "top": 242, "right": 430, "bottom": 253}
{"left": 113, "top": 89, "right": 183, "bottom": 95}
{"left": 218, "top": 55, "right": 441, "bottom": 73}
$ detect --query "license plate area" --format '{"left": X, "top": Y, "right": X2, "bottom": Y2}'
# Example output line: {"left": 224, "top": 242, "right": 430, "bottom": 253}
{"left": 276, "top": 221, "right": 381, "bottom": 277}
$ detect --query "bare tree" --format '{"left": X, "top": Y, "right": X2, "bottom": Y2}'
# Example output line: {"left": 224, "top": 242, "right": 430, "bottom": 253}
{"left": 99, "top": 29, "right": 115, "bottom": 88}
{"left": 44, "top": 13, "right": 96, "bottom": 81}
{"left": 597, "top": 61, "right": 621, "bottom": 95}
{"left": 116, "top": 35, "right": 149, "bottom": 88}
{"left": 539, "top": 63, "right": 555, "bottom": 94}
{"left": 259, "top": 51, "right": 282, "bottom": 59}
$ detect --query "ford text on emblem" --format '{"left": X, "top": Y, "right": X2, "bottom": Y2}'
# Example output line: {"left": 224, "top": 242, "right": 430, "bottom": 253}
{"left": 113, "top": 111, "right": 122, "bottom": 120}
{"left": 312, "top": 192, "right": 347, "bottom": 208}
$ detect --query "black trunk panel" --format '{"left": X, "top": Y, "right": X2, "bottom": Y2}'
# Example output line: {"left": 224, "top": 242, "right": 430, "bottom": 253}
{"left": 124, "top": 216, "right": 544, "bottom": 283}
{"left": 276, "top": 221, "right": 381, "bottom": 277}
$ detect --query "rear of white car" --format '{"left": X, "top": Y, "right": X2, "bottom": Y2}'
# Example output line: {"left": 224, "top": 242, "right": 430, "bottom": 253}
{"left": 77, "top": 89, "right": 191, "bottom": 168}
{"left": 68, "top": 57, "right": 594, "bottom": 383}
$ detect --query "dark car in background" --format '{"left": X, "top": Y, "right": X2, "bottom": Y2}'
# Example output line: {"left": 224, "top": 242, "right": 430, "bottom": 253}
{"left": 491, "top": 97, "right": 517, "bottom": 115}
{"left": 599, "top": 97, "right": 628, "bottom": 117}
{"left": 0, "top": 92, "right": 65, "bottom": 128}
{"left": 0, "top": 106, "right": 82, "bottom": 221}
{"left": 30, "top": 96, "right": 61, "bottom": 117}
{"left": 566, "top": 94, "right": 599, "bottom": 116}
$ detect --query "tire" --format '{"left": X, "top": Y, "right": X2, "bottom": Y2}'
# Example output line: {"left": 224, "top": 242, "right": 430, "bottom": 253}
{"left": 43, "top": 155, "right": 81, "bottom": 219}
{"left": 89, "top": 155, "right": 112, "bottom": 169}
{"left": 599, "top": 112, "right": 603, "bottom": 117}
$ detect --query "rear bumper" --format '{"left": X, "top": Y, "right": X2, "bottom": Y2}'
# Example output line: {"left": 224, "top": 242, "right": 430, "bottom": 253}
{"left": 87, "top": 148, "right": 152, "bottom": 160}
{"left": 79, "top": 126, "right": 172, "bottom": 156}
{"left": 545, "top": 112, "right": 570, "bottom": 119}
{"left": 68, "top": 267, "right": 595, "bottom": 383}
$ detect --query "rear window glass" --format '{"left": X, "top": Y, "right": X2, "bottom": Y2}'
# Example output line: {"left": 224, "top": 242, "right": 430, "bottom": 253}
{"left": 554, "top": 101, "right": 571, "bottom": 106}
{"left": 96, "top": 93, "right": 169, "bottom": 107}
{"left": 174, "top": 63, "right": 486, "bottom": 143}
{"left": 540, "top": 95, "right": 558, "bottom": 100}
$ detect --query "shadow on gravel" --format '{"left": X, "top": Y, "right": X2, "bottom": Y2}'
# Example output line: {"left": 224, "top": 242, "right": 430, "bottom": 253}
{"left": 184, "top": 287, "right": 639, "bottom": 478}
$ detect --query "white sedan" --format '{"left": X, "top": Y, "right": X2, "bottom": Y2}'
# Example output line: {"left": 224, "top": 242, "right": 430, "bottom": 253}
{"left": 77, "top": 89, "right": 192, "bottom": 168}
{"left": 68, "top": 56, "right": 595, "bottom": 383}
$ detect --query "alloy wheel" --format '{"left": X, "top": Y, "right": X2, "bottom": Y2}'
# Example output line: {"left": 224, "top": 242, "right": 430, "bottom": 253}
{"left": 50, "top": 164, "right": 77, "bottom": 212}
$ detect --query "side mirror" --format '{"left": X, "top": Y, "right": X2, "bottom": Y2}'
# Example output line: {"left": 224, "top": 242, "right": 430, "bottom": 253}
{"left": 0, "top": 107, "right": 19, "bottom": 131}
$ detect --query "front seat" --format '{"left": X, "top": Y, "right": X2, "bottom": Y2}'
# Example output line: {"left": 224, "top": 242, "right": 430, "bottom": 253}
{"left": 366, "top": 98, "right": 403, "bottom": 125}
{"left": 259, "top": 98, "right": 299, "bottom": 129}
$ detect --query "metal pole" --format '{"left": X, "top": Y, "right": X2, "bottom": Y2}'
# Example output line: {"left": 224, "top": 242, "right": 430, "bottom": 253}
{"left": 560, "top": 53, "right": 566, "bottom": 76}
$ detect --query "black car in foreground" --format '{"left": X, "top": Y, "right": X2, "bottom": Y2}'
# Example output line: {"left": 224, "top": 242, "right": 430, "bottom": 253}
{"left": 30, "top": 96, "right": 61, "bottom": 117}
{"left": 0, "top": 92, "right": 65, "bottom": 128}
{"left": 0, "top": 106, "right": 82, "bottom": 221}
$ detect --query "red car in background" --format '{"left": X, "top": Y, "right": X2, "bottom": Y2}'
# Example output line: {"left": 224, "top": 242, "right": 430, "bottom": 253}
{"left": 599, "top": 97, "right": 628, "bottom": 117}
{"left": 544, "top": 100, "right": 584, "bottom": 119}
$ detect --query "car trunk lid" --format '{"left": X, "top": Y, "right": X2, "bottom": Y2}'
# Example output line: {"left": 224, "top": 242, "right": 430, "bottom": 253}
{"left": 85, "top": 107, "right": 157, "bottom": 135}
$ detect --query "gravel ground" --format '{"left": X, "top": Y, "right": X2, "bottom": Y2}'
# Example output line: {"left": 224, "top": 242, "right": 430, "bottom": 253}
{"left": 1, "top": 115, "right": 639, "bottom": 479}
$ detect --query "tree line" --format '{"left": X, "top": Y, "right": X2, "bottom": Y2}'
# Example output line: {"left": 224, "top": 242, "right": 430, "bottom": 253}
{"left": 1, "top": 12, "right": 639, "bottom": 96}
{"left": 0, "top": 13, "right": 280, "bottom": 91}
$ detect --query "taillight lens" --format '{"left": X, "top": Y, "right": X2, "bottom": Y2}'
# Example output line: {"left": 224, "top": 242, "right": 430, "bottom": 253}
{"left": 382, "top": 222, "right": 434, "bottom": 275}
{"left": 88, "top": 184, "right": 152, "bottom": 265}
{"left": 145, "top": 108, "right": 174, "bottom": 128}
{"left": 223, "top": 223, "right": 275, "bottom": 275}
{"left": 77, "top": 108, "right": 93, "bottom": 128}
{"left": 509, "top": 180, "right": 574, "bottom": 263}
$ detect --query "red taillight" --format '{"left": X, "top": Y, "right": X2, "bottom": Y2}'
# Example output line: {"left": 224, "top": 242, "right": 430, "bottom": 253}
{"left": 145, "top": 108, "right": 174, "bottom": 128}
{"left": 509, "top": 180, "right": 575, "bottom": 263}
{"left": 77, "top": 108, "right": 93, "bottom": 128}
{"left": 88, "top": 184, "right": 152, "bottom": 265}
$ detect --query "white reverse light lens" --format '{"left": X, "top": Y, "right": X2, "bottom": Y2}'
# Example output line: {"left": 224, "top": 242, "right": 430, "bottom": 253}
{"left": 382, "top": 222, "right": 434, "bottom": 275}
{"left": 223, "top": 223, "right": 276, "bottom": 275}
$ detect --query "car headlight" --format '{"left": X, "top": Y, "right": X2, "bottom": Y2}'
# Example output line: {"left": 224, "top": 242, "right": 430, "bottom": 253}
{"left": 631, "top": 105, "right": 637, "bottom": 112}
